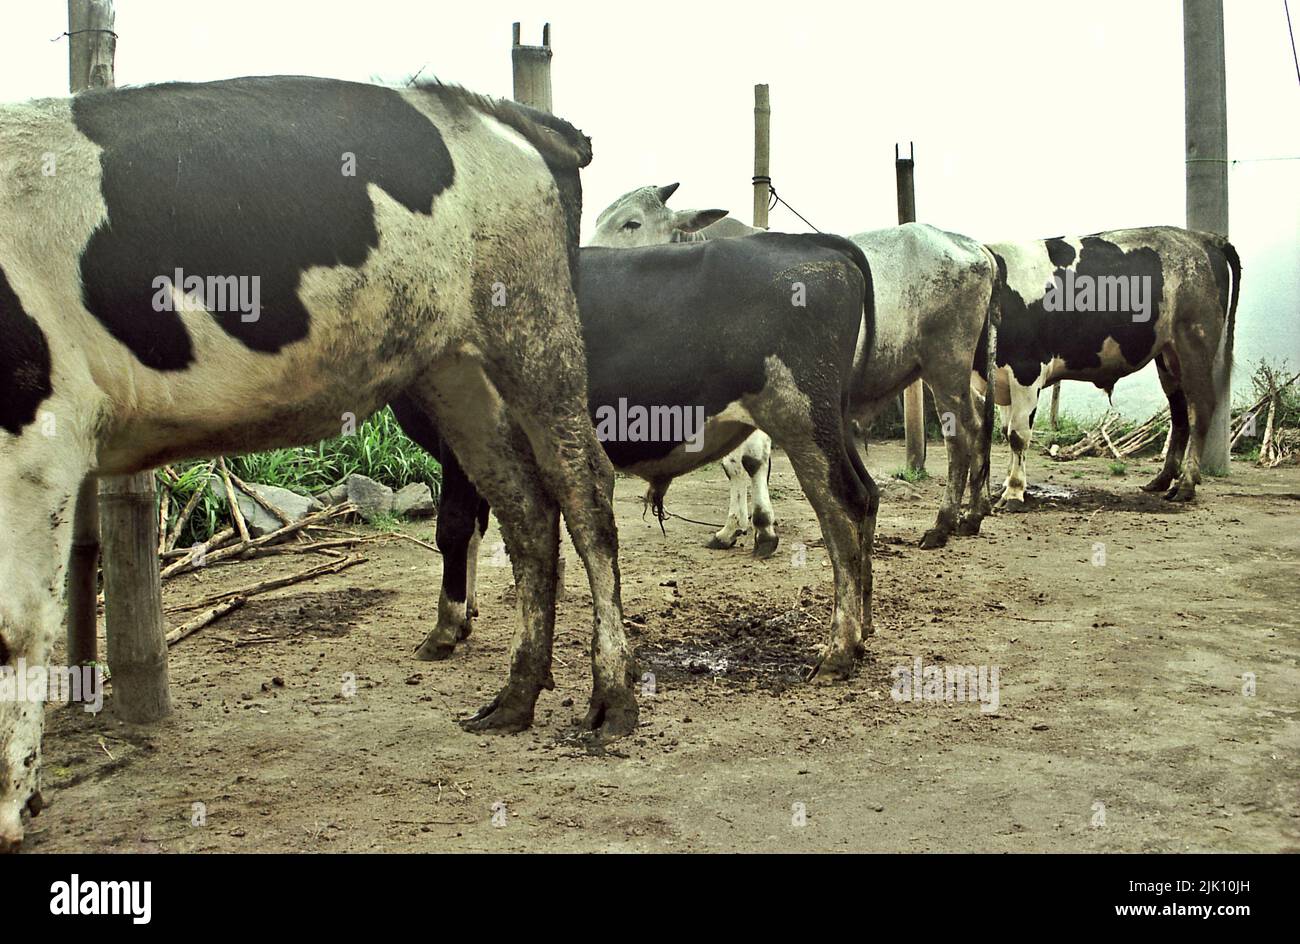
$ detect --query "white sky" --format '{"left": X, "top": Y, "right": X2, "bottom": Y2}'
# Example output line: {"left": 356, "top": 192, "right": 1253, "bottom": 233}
{"left": 2, "top": 0, "right": 1297, "bottom": 416}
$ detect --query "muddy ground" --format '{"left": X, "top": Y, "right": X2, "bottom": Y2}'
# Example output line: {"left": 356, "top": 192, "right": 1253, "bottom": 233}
{"left": 28, "top": 441, "right": 1300, "bottom": 852}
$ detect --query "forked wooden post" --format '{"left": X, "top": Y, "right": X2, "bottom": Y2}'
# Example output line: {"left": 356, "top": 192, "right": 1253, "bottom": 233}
{"left": 511, "top": 22, "right": 553, "bottom": 112}
{"left": 752, "top": 84, "right": 771, "bottom": 230}
{"left": 896, "top": 142, "right": 926, "bottom": 472}
{"left": 68, "top": 0, "right": 172, "bottom": 720}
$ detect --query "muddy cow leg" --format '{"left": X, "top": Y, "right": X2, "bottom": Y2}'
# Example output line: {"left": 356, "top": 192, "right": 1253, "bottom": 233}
{"left": 921, "top": 380, "right": 976, "bottom": 549}
{"left": 417, "top": 448, "right": 484, "bottom": 660}
{"left": 754, "top": 395, "right": 868, "bottom": 683}
{"left": 410, "top": 360, "right": 560, "bottom": 733}
{"left": 708, "top": 446, "right": 751, "bottom": 550}
{"left": 748, "top": 436, "right": 779, "bottom": 558}
{"left": 391, "top": 394, "right": 487, "bottom": 661}
{"left": 478, "top": 333, "right": 635, "bottom": 738}
{"left": 1142, "top": 352, "right": 1189, "bottom": 496}
{"left": 1167, "top": 310, "right": 1223, "bottom": 502}
{"left": 0, "top": 415, "right": 89, "bottom": 851}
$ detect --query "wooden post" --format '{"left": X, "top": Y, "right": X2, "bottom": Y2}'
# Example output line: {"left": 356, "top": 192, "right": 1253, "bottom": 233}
{"left": 64, "top": 0, "right": 118, "bottom": 667}
{"left": 69, "top": 0, "right": 172, "bottom": 721}
{"left": 752, "top": 84, "right": 771, "bottom": 230}
{"left": 66, "top": 480, "right": 100, "bottom": 666}
{"left": 99, "top": 475, "right": 171, "bottom": 722}
{"left": 896, "top": 143, "right": 926, "bottom": 473}
{"left": 1184, "top": 0, "right": 1231, "bottom": 474}
{"left": 511, "top": 22, "right": 552, "bottom": 112}
{"left": 1049, "top": 381, "right": 1061, "bottom": 429}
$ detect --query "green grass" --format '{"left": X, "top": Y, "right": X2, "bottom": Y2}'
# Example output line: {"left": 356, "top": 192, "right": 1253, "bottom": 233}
{"left": 1108, "top": 461, "right": 1128, "bottom": 476}
{"left": 892, "top": 466, "right": 930, "bottom": 484}
{"left": 160, "top": 407, "right": 441, "bottom": 546}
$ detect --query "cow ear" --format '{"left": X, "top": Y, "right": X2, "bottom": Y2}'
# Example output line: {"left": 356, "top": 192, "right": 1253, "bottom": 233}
{"left": 674, "top": 208, "right": 729, "bottom": 233}
{"left": 656, "top": 182, "right": 680, "bottom": 203}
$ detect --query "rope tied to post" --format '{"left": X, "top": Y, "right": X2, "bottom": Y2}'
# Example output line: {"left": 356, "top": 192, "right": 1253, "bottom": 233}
{"left": 752, "top": 175, "right": 823, "bottom": 233}
{"left": 52, "top": 29, "right": 119, "bottom": 42}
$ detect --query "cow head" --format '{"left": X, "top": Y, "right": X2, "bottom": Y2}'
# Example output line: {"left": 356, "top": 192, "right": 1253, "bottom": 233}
{"left": 589, "top": 183, "right": 729, "bottom": 247}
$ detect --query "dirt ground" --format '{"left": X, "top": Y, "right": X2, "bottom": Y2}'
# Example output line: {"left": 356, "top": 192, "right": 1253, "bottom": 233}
{"left": 27, "top": 441, "right": 1300, "bottom": 853}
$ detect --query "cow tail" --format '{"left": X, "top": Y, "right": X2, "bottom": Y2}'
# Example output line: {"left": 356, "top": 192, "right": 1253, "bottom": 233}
{"left": 977, "top": 248, "right": 1001, "bottom": 503}
{"left": 1219, "top": 239, "right": 1241, "bottom": 404}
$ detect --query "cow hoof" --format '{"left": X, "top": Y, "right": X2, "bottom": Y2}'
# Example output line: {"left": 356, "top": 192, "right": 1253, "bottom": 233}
{"left": 706, "top": 534, "right": 737, "bottom": 550}
{"left": 1163, "top": 485, "right": 1195, "bottom": 503}
{"left": 998, "top": 498, "right": 1027, "bottom": 513}
{"left": 956, "top": 515, "right": 983, "bottom": 536}
{"left": 460, "top": 688, "right": 536, "bottom": 733}
{"left": 583, "top": 686, "right": 639, "bottom": 738}
{"left": 1141, "top": 477, "right": 1174, "bottom": 493}
{"left": 415, "top": 640, "right": 457, "bottom": 661}
{"left": 753, "top": 533, "right": 780, "bottom": 559}
{"left": 919, "top": 528, "right": 949, "bottom": 549}
{"left": 806, "top": 649, "right": 856, "bottom": 683}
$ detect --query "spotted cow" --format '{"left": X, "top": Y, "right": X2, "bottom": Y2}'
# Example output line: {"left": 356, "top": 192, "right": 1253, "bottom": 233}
{"left": 987, "top": 227, "right": 1240, "bottom": 506}
{"left": 0, "top": 75, "right": 628, "bottom": 851}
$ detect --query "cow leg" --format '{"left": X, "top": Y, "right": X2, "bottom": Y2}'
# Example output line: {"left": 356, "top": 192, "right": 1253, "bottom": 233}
{"left": 410, "top": 361, "right": 560, "bottom": 733}
{"left": 748, "top": 437, "right": 779, "bottom": 558}
{"left": 707, "top": 446, "right": 751, "bottom": 550}
{"left": 996, "top": 373, "right": 1040, "bottom": 512}
{"left": 414, "top": 447, "right": 483, "bottom": 661}
{"left": 468, "top": 499, "right": 489, "bottom": 618}
{"left": 921, "top": 381, "right": 977, "bottom": 548}
{"left": 1142, "top": 352, "right": 1190, "bottom": 496}
{"left": 0, "top": 430, "right": 88, "bottom": 851}
{"left": 755, "top": 399, "right": 868, "bottom": 682}
{"left": 479, "top": 352, "right": 636, "bottom": 738}
{"left": 1167, "top": 320, "right": 1221, "bottom": 502}
{"left": 960, "top": 375, "right": 995, "bottom": 534}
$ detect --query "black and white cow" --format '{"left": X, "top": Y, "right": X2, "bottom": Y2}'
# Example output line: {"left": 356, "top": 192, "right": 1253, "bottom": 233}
{"left": 590, "top": 184, "right": 1000, "bottom": 550}
{"left": 987, "top": 227, "right": 1240, "bottom": 505}
{"left": 0, "top": 75, "right": 629, "bottom": 851}
{"left": 398, "top": 232, "right": 880, "bottom": 686}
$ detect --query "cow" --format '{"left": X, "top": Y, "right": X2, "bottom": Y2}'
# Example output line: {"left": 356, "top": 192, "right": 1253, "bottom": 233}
{"left": 589, "top": 183, "right": 999, "bottom": 550}
{"left": 399, "top": 232, "right": 881, "bottom": 690}
{"left": 986, "top": 227, "right": 1240, "bottom": 507}
{"left": 0, "top": 75, "right": 629, "bottom": 851}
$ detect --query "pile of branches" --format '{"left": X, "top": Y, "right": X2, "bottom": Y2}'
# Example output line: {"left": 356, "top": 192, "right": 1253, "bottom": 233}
{"left": 1049, "top": 410, "right": 1168, "bottom": 461}
{"left": 1236, "top": 368, "right": 1300, "bottom": 467}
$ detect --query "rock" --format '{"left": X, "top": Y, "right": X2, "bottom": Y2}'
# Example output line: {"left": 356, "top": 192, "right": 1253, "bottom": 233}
{"left": 315, "top": 482, "right": 350, "bottom": 506}
{"left": 209, "top": 476, "right": 320, "bottom": 537}
{"left": 394, "top": 482, "right": 436, "bottom": 519}
{"left": 346, "top": 473, "right": 395, "bottom": 521}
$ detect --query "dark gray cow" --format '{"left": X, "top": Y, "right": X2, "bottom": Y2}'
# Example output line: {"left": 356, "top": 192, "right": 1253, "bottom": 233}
{"left": 0, "top": 76, "right": 625, "bottom": 851}
{"left": 988, "top": 227, "right": 1240, "bottom": 505}
{"left": 402, "top": 233, "right": 880, "bottom": 687}
{"left": 590, "top": 183, "right": 999, "bottom": 549}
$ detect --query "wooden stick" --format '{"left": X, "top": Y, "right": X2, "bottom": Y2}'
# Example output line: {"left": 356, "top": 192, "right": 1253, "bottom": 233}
{"left": 168, "top": 555, "right": 367, "bottom": 613}
{"left": 217, "top": 458, "right": 252, "bottom": 544}
{"left": 162, "top": 504, "right": 357, "bottom": 579}
{"left": 388, "top": 532, "right": 441, "bottom": 554}
{"left": 157, "top": 484, "right": 171, "bottom": 555}
{"left": 161, "top": 526, "right": 236, "bottom": 579}
{"left": 165, "top": 460, "right": 215, "bottom": 552}
{"left": 165, "top": 597, "right": 245, "bottom": 647}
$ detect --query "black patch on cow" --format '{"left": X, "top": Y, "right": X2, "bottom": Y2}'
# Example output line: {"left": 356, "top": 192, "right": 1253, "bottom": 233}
{"left": 72, "top": 76, "right": 454, "bottom": 370}
{"left": 580, "top": 234, "right": 867, "bottom": 467}
{"left": 1045, "top": 238, "right": 1075, "bottom": 268}
{"left": 995, "top": 238, "right": 1164, "bottom": 386}
{"left": 741, "top": 453, "right": 762, "bottom": 476}
{"left": 0, "top": 264, "right": 54, "bottom": 435}
{"left": 0, "top": 632, "right": 10, "bottom": 666}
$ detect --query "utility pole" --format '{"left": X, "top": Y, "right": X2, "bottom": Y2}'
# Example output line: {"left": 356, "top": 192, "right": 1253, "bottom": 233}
{"left": 1184, "top": 0, "right": 1232, "bottom": 474}
{"left": 896, "top": 143, "right": 926, "bottom": 473}
{"left": 68, "top": 0, "right": 172, "bottom": 722}
{"left": 511, "top": 22, "right": 552, "bottom": 112}
{"left": 752, "top": 84, "right": 771, "bottom": 230}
